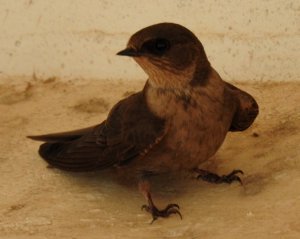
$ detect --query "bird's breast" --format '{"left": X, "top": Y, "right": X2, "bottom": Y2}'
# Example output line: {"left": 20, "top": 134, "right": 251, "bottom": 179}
{"left": 144, "top": 81, "right": 234, "bottom": 171}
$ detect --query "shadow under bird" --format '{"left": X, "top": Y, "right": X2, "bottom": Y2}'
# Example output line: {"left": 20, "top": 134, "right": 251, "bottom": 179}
{"left": 28, "top": 23, "right": 259, "bottom": 223}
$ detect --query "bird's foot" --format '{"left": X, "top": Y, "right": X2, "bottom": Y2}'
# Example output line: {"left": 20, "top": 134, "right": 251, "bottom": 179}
{"left": 142, "top": 203, "right": 182, "bottom": 224}
{"left": 139, "top": 179, "right": 182, "bottom": 223}
{"left": 195, "top": 169, "right": 244, "bottom": 185}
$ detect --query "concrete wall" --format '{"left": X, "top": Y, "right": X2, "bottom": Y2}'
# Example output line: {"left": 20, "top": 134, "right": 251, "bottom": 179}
{"left": 0, "top": 0, "right": 299, "bottom": 81}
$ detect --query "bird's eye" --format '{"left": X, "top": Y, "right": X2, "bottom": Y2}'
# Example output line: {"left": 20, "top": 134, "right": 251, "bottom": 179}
{"left": 155, "top": 38, "right": 170, "bottom": 52}
{"left": 141, "top": 38, "right": 171, "bottom": 56}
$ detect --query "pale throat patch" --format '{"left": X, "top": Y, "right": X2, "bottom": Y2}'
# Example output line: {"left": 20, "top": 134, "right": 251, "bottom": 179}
{"left": 134, "top": 56, "right": 196, "bottom": 96}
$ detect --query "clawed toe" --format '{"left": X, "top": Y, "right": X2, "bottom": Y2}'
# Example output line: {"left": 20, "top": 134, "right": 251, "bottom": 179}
{"left": 138, "top": 180, "right": 182, "bottom": 223}
{"left": 142, "top": 203, "right": 182, "bottom": 223}
{"left": 223, "top": 169, "right": 244, "bottom": 185}
{"left": 196, "top": 169, "right": 244, "bottom": 185}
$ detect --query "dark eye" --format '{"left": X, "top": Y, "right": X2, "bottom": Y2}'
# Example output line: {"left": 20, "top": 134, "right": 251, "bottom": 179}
{"left": 142, "top": 38, "right": 171, "bottom": 56}
{"left": 155, "top": 38, "right": 170, "bottom": 52}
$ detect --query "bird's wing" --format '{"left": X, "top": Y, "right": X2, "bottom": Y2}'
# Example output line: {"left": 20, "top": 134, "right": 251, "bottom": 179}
{"left": 28, "top": 125, "right": 98, "bottom": 142}
{"left": 225, "top": 82, "right": 259, "bottom": 131}
{"left": 28, "top": 91, "right": 166, "bottom": 171}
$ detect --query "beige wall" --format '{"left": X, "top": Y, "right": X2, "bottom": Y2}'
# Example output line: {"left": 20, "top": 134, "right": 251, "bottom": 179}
{"left": 0, "top": 0, "right": 299, "bottom": 81}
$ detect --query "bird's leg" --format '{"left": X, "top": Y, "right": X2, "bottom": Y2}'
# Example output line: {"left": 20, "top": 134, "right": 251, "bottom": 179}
{"left": 138, "top": 179, "right": 182, "bottom": 223}
{"left": 195, "top": 168, "right": 244, "bottom": 185}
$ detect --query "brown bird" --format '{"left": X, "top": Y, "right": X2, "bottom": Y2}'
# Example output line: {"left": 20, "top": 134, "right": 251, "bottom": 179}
{"left": 28, "top": 23, "right": 258, "bottom": 223}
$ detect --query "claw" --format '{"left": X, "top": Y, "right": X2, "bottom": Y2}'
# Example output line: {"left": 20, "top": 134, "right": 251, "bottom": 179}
{"left": 165, "top": 203, "right": 180, "bottom": 211}
{"left": 141, "top": 204, "right": 150, "bottom": 211}
{"left": 138, "top": 180, "right": 182, "bottom": 223}
{"left": 196, "top": 169, "right": 244, "bottom": 185}
{"left": 166, "top": 207, "right": 182, "bottom": 220}
{"left": 228, "top": 169, "right": 244, "bottom": 177}
{"left": 142, "top": 202, "right": 182, "bottom": 223}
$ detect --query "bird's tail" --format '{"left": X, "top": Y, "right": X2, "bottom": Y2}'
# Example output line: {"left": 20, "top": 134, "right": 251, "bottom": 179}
{"left": 27, "top": 125, "right": 97, "bottom": 142}
{"left": 27, "top": 124, "right": 109, "bottom": 171}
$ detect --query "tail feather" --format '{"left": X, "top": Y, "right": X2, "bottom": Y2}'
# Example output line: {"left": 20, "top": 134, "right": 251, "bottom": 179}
{"left": 38, "top": 141, "right": 111, "bottom": 172}
{"left": 27, "top": 125, "right": 99, "bottom": 143}
{"left": 29, "top": 123, "right": 114, "bottom": 172}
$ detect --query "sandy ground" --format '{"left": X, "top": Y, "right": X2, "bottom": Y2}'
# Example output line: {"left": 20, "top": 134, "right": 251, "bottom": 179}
{"left": 0, "top": 77, "right": 299, "bottom": 239}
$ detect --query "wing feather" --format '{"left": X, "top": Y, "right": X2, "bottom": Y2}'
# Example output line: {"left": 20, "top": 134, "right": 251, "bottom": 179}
{"left": 225, "top": 82, "right": 259, "bottom": 131}
{"left": 28, "top": 90, "right": 166, "bottom": 171}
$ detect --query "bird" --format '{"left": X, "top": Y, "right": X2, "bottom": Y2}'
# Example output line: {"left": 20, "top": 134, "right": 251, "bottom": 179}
{"left": 28, "top": 22, "right": 259, "bottom": 223}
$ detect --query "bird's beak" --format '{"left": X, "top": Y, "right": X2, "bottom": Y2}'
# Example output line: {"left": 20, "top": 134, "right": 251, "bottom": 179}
{"left": 116, "top": 47, "right": 141, "bottom": 57}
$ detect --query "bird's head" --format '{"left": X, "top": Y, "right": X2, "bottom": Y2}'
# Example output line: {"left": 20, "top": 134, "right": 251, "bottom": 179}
{"left": 117, "top": 23, "right": 210, "bottom": 90}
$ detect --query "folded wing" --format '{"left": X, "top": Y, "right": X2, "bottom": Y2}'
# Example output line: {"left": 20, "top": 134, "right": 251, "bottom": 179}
{"left": 225, "top": 82, "right": 259, "bottom": 131}
{"left": 28, "top": 91, "right": 166, "bottom": 171}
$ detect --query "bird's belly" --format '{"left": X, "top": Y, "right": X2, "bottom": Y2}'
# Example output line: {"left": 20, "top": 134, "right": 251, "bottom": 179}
{"left": 166, "top": 120, "right": 228, "bottom": 169}
{"left": 138, "top": 113, "right": 231, "bottom": 173}
{"left": 139, "top": 84, "right": 235, "bottom": 172}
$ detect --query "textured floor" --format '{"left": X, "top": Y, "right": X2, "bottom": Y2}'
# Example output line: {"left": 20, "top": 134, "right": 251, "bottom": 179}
{"left": 0, "top": 77, "right": 299, "bottom": 239}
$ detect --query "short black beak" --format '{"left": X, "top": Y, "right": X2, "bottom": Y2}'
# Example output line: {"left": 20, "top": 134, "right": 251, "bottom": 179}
{"left": 116, "top": 47, "right": 141, "bottom": 57}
